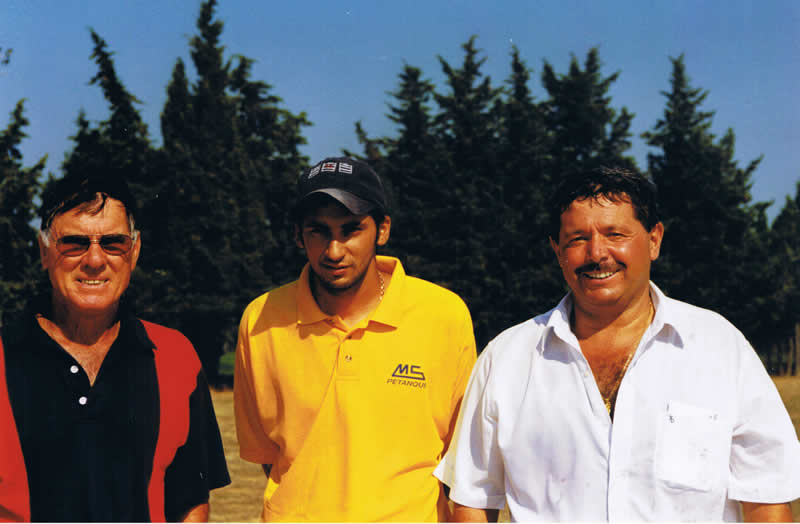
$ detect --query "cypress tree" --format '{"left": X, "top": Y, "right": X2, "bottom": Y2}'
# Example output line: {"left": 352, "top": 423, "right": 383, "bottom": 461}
{"left": 374, "top": 64, "right": 445, "bottom": 276}
{"left": 541, "top": 48, "right": 636, "bottom": 181}
{"left": 643, "top": 55, "right": 772, "bottom": 346}
{"left": 60, "top": 31, "right": 152, "bottom": 192}
{"left": 495, "top": 46, "right": 561, "bottom": 325}
{"left": 764, "top": 184, "right": 800, "bottom": 372}
{"left": 0, "top": 101, "right": 45, "bottom": 325}
{"left": 432, "top": 37, "right": 504, "bottom": 346}
{"left": 146, "top": 0, "right": 310, "bottom": 379}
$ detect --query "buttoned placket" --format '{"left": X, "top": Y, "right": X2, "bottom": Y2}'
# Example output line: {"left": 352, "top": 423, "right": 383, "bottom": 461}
{"left": 338, "top": 330, "right": 360, "bottom": 381}
{"left": 606, "top": 361, "right": 634, "bottom": 520}
{"left": 559, "top": 320, "right": 661, "bottom": 521}
{"left": 63, "top": 358, "right": 92, "bottom": 411}
{"left": 327, "top": 317, "right": 370, "bottom": 381}
{"left": 606, "top": 323, "right": 660, "bottom": 521}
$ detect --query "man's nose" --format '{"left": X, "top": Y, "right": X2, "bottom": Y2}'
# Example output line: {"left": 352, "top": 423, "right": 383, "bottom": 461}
{"left": 81, "top": 242, "right": 107, "bottom": 269}
{"left": 587, "top": 234, "right": 609, "bottom": 262}
{"left": 325, "top": 239, "right": 345, "bottom": 261}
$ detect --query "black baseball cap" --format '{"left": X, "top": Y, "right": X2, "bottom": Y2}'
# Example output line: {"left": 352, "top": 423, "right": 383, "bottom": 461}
{"left": 295, "top": 156, "right": 387, "bottom": 216}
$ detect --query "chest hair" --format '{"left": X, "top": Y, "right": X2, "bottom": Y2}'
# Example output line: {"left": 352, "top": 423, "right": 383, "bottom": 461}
{"left": 576, "top": 300, "right": 654, "bottom": 418}
{"left": 586, "top": 349, "right": 633, "bottom": 408}
{"left": 62, "top": 343, "right": 113, "bottom": 386}
{"left": 37, "top": 318, "right": 116, "bottom": 386}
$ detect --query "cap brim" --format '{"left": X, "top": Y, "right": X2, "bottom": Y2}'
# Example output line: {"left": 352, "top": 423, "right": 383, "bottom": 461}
{"left": 300, "top": 188, "right": 377, "bottom": 215}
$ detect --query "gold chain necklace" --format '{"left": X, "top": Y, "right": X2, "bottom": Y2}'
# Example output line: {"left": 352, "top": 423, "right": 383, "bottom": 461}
{"left": 603, "top": 298, "right": 655, "bottom": 417}
{"left": 377, "top": 270, "right": 385, "bottom": 301}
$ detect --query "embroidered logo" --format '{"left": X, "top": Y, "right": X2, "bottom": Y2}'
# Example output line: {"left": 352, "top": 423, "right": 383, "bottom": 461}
{"left": 308, "top": 161, "right": 353, "bottom": 178}
{"left": 387, "top": 364, "right": 427, "bottom": 388}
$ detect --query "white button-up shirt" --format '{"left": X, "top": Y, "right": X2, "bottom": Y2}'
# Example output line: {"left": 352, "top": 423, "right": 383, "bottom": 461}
{"left": 434, "top": 283, "right": 800, "bottom": 521}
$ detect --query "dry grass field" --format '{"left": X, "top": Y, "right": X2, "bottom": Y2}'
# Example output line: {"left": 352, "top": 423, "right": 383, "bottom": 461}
{"left": 208, "top": 390, "right": 265, "bottom": 522}
{"left": 773, "top": 377, "right": 800, "bottom": 521}
{"left": 209, "top": 377, "right": 800, "bottom": 522}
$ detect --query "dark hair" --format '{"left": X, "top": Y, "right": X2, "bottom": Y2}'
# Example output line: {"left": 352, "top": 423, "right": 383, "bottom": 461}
{"left": 548, "top": 166, "right": 659, "bottom": 241}
{"left": 39, "top": 173, "right": 137, "bottom": 232}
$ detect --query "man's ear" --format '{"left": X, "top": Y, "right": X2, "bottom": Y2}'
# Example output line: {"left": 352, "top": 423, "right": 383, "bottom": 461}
{"left": 649, "top": 222, "right": 664, "bottom": 261}
{"left": 38, "top": 232, "right": 50, "bottom": 270}
{"left": 130, "top": 231, "right": 141, "bottom": 271}
{"left": 549, "top": 236, "right": 561, "bottom": 261}
{"left": 376, "top": 215, "right": 391, "bottom": 247}
{"left": 294, "top": 224, "right": 304, "bottom": 250}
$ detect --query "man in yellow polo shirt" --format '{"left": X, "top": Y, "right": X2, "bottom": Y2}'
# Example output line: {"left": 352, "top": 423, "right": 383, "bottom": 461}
{"left": 234, "top": 156, "right": 477, "bottom": 522}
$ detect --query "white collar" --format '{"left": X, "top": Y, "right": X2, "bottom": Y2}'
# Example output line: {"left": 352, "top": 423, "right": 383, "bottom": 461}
{"left": 543, "top": 281, "right": 687, "bottom": 354}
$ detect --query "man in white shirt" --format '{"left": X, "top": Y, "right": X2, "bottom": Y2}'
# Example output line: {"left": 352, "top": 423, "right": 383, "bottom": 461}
{"left": 434, "top": 167, "right": 800, "bottom": 522}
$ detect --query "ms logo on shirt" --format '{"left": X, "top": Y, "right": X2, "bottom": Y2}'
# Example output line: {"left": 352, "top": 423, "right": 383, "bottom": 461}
{"left": 387, "top": 364, "right": 427, "bottom": 389}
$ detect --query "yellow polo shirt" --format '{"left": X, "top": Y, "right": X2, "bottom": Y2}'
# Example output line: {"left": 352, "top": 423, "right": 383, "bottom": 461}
{"left": 234, "top": 256, "right": 476, "bottom": 522}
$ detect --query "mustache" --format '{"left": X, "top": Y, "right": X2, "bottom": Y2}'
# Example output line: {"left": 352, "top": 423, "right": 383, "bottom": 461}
{"left": 575, "top": 262, "right": 624, "bottom": 275}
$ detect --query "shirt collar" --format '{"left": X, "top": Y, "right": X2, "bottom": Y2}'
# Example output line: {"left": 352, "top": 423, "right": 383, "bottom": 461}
{"left": 368, "top": 256, "right": 403, "bottom": 329}
{"left": 296, "top": 263, "right": 329, "bottom": 325}
{"left": 544, "top": 293, "right": 578, "bottom": 353}
{"left": 123, "top": 311, "right": 158, "bottom": 354}
{"left": 543, "top": 281, "right": 687, "bottom": 353}
{"left": 647, "top": 282, "right": 688, "bottom": 348}
{"left": 295, "top": 255, "right": 404, "bottom": 329}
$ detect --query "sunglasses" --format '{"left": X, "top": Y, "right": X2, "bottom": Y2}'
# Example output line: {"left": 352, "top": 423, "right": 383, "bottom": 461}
{"left": 55, "top": 234, "right": 136, "bottom": 257}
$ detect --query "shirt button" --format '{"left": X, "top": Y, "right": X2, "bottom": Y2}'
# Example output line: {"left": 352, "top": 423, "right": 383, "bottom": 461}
{"left": 344, "top": 355, "right": 353, "bottom": 362}
{"left": 70, "top": 365, "right": 80, "bottom": 374}
{"left": 584, "top": 370, "right": 590, "bottom": 378}
{"left": 78, "top": 396, "right": 88, "bottom": 406}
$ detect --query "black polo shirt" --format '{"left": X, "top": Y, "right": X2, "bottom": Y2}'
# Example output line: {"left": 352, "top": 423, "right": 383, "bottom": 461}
{"left": 1, "top": 305, "right": 230, "bottom": 522}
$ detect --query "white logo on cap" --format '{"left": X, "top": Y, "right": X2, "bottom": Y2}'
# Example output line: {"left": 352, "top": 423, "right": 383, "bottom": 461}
{"left": 308, "top": 165, "right": 321, "bottom": 178}
{"left": 339, "top": 162, "right": 353, "bottom": 174}
{"left": 321, "top": 162, "right": 337, "bottom": 173}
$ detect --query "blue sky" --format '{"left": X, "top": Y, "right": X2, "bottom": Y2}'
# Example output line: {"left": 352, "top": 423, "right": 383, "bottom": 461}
{"left": 2, "top": 1, "right": 798, "bottom": 220}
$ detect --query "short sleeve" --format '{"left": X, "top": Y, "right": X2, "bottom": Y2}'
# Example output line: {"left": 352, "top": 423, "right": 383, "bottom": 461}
{"left": 444, "top": 305, "right": 478, "bottom": 449}
{"left": 163, "top": 369, "right": 231, "bottom": 521}
{"left": 727, "top": 334, "right": 800, "bottom": 503}
{"left": 434, "top": 344, "right": 506, "bottom": 510}
{"left": 233, "top": 307, "right": 280, "bottom": 465}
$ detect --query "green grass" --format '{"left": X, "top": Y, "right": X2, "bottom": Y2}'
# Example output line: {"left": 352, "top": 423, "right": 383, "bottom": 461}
{"left": 208, "top": 377, "right": 800, "bottom": 522}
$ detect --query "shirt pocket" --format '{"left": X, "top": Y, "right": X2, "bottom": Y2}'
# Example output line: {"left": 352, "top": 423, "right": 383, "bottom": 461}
{"left": 654, "top": 400, "right": 727, "bottom": 492}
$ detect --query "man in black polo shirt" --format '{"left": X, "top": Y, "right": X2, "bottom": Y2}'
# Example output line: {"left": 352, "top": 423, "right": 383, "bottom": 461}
{"left": 0, "top": 173, "right": 230, "bottom": 522}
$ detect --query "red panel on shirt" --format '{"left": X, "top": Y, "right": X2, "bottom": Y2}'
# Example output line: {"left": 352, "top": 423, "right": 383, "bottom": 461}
{"left": 0, "top": 336, "right": 30, "bottom": 522}
{"left": 142, "top": 321, "right": 202, "bottom": 523}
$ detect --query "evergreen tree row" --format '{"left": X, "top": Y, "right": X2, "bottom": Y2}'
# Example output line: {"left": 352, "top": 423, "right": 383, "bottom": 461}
{"left": 356, "top": 41, "right": 796, "bottom": 365}
{"left": 2, "top": 2, "right": 798, "bottom": 380}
